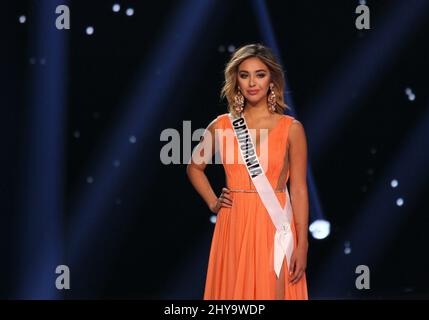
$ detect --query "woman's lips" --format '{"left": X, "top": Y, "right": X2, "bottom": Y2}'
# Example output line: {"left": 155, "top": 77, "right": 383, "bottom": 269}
{"left": 247, "top": 89, "right": 259, "bottom": 95}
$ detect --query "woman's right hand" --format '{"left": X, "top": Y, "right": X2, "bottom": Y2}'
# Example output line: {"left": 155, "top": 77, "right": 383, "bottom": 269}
{"left": 209, "top": 187, "right": 233, "bottom": 213}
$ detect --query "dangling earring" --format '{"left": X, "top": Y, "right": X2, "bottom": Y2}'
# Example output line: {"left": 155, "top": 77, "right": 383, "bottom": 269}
{"left": 233, "top": 87, "right": 244, "bottom": 114}
{"left": 268, "top": 83, "right": 276, "bottom": 112}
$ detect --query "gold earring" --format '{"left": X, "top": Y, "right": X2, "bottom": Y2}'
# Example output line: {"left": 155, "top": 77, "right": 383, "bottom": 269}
{"left": 233, "top": 88, "right": 244, "bottom": 114}
{"left": 268, "top": 84, "right": 276, "bottom": 112}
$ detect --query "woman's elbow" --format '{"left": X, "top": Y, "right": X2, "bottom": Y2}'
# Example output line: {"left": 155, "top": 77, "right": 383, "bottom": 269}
{"left": 186, "top": 162, "right": 203, "bottom": 177}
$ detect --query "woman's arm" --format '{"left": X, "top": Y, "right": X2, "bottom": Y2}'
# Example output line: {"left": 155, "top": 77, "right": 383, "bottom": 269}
{"left": 288, "top": 119, "right": 309, "bottom": 283}
{"left": 186, "top": 119, "right": 232, "bottom": 213}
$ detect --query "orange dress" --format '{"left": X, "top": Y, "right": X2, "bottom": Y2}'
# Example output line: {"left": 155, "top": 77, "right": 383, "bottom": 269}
{"left": 203, "top": 113, "right": 308, "bottom": 300}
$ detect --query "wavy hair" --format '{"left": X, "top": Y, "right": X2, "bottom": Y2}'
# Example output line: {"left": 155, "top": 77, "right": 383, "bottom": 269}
{"left": 220, "top": 43, "right": 290, "bottom": 118}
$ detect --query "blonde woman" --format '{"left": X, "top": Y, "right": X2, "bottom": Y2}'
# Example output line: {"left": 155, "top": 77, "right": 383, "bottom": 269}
{"left": 187, "top": 43, "right": 309, "bottom": 299}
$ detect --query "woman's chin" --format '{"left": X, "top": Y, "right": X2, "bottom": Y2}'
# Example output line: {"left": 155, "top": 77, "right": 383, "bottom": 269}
{"left": 245, "top": 96, "right": 264, "bottom": 104}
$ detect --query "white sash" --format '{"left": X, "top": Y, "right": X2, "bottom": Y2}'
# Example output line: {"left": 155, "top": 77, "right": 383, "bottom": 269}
{"left": 228, "top": 112, "right": 294, "bottom": 278}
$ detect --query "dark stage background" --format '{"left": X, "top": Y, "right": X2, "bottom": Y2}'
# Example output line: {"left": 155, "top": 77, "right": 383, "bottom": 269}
{"left": 2, "top": 0, "right": 429, "bottom": 299}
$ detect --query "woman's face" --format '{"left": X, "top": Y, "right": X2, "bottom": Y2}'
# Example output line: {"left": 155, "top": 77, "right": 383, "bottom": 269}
{"left": 237, "top": 57, "right": 272, "bottom": 105}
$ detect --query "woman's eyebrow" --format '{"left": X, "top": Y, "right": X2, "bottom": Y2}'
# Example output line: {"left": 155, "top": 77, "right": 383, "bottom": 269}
{"left": 238, "top": 69, "right": 267, "bottom": 73}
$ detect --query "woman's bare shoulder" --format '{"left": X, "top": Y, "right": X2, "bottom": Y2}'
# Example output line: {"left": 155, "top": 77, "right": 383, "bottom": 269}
{"left": 287, "top": 117, "right": 306, "bottom": 144}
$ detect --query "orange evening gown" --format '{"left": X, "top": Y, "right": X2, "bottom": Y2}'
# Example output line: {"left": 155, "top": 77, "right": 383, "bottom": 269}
{"left": 203, "top": 113, "right": 308, "bottom": 300}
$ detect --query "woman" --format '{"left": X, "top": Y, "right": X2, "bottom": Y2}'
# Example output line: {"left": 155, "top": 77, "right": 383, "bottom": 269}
{"left": 186, "top": 43, "right": 309, "bottom": 299}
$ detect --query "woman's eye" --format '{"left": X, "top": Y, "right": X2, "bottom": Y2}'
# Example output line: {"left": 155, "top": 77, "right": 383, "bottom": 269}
{"left": 240, "top": 74, "right": 265, "bottom": 78}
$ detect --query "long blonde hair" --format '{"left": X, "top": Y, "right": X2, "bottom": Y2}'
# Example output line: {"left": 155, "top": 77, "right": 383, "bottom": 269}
{"left": 220, "top": 43, "right": 290, "bottom": 118}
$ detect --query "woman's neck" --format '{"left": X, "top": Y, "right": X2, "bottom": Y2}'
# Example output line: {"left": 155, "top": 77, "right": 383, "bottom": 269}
{"left": 243, "top": 100, "right": 271, "bottom": 119}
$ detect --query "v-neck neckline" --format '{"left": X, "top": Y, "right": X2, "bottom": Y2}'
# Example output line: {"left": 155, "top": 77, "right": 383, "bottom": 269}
{"left": 238, "top": 113, "right": 286, "bottom": 154}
